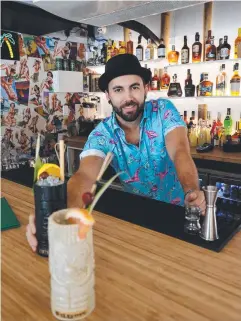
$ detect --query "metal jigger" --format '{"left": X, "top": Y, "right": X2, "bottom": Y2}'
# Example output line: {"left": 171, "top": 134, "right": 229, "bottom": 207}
{"left": 200, "top": 186, "right": 219, "bottom": 241}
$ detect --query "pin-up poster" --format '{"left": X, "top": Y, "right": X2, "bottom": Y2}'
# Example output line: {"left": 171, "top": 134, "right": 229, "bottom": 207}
{"left": 23, "top": 34, "right": 40, "bottom": 58}
{"left": 54, "top": 40, "right": 77, "bottom": 60}
{"left": 0, "top": 30, "right": 20, "bottom": 61}
{"left": 1, "top": 100, "right": 19, "bottom": 127}
{"left": 1, "top": 76, "right": 18, "bottom": 102}
{"left": 1, "top": 58, "right": 30, "bottom": 82}
{"left": 15, "top": 81, "right": 30, "bottom": 105}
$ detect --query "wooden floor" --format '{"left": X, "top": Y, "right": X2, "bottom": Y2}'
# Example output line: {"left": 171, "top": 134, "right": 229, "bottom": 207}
{"left": 1, "top": 178, "right": 241, "bottom": 321}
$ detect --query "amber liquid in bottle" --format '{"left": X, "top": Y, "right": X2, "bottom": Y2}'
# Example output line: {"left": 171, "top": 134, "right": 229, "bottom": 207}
{"left": 206, "top": 37, "right": 216, "bottom": 61}
{"left": 168, "top": 45, "right": 179, "bottom": 65}
{"left": 230, "top": 63, "right": 241, "bottom": 96}
{"left": 192, "top": 32, "right": 202, "bottom": 63}
{"left": 160, "top": 67, "right": 170, "bottom": 90}
{"left": 127, "top": 32, "right": 133, "bottom": 54}
{"left": 234, "top": 28, "right": 241, "bottom": 58}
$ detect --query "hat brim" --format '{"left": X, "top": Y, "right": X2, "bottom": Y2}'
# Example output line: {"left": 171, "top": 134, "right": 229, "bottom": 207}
{"left": 98, "top": 67, "right": 151, "bottom": 92}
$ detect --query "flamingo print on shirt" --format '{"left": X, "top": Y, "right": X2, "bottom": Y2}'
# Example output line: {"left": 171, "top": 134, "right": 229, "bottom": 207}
{"left": 81, "top": 98, "right": 187, "bottom": 206}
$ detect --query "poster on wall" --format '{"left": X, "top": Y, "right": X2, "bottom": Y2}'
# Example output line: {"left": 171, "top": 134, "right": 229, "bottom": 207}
{"left": 1, "top": 100, "right": 19, "bottom": 127}
{"left": 0, "top": 30, "right": 20, "bottom": 61}
{"left": 23, "top": 34, "right": 40, "bottom": 58}
{"left": 1, "top": 59, "right": 30, "bottom": 82}
{"left": 1, "top": 76, "right": 18, "bottom": 102}
{"left": 54, "top": 40, "right": 77, "bottom": 60}
{"left": 15, "top": 81, "right": 30, "bottom": 105}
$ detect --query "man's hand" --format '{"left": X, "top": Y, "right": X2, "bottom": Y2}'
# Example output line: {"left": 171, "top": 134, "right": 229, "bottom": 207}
{"left": 26, "top": 214, "right": 37, "bottom": 252}
{"left": 185, "top": 190, "right": 206, "bottom": 215}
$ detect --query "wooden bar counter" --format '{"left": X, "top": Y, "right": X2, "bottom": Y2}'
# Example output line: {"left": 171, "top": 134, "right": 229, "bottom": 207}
{"left": 1, "top": 178, "right": 241, "bottom": 321}
{"left": 65, "top": 136, "right": 241, "bottom": 165}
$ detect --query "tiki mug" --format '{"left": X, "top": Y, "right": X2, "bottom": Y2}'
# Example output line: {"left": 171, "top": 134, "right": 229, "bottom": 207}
{"left": 48, "top": 209, "right": 95, "bottom": 321}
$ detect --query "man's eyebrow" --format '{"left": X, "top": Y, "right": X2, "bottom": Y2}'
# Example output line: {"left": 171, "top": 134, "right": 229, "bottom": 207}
{"left": 112, "top": 85, "right": 124, "bottom": 90}
{"left": 112, "top": 82, "right": 141, "bottom": 90}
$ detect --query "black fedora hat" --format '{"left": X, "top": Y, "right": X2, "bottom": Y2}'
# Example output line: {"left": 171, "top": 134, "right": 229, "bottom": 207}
{"left": 99, "top": 54, "right": 151, "bottom": 92}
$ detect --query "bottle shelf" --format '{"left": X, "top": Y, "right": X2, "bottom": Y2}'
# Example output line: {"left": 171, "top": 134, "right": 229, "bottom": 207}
{"left": 217, "top": 191, "right": 241, "bottom": 204}
{"left": 86, "top": 58, "right": 241, "bottom": 70}
{"left": 162, "top": 58, "right": 241, "bottom": 68}
{"left": 147, "top": 93, "right": 241, "bottom": 100}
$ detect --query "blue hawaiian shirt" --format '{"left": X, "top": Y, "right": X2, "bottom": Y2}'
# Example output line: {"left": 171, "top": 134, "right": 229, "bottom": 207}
{"left": 80, "top": 98, "right": 187, "bottom": 206}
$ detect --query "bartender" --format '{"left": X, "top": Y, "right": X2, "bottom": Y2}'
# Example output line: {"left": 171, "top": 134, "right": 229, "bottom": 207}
{"left": 27, "top": 54, "right": 206, "bottom": 251}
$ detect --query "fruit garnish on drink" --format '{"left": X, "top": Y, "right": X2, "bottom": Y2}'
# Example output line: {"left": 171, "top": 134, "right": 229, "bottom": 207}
{"left": 37, "top": 163, "right": 61, "bottom": 180}
{"left": 66, "top": 170, "right": 123, "bottom": 239}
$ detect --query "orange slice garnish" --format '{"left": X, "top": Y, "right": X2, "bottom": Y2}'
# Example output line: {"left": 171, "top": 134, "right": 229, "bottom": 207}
{"left": 65, "top": 208, "right": 95, "bottom": 239}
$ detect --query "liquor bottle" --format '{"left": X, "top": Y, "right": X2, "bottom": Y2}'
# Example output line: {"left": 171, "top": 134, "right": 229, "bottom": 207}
{"left": 160, "top": 67, "right": 170, "bottom": 90}
{"left": 234, "top": 28, "right": 241, "bottom": 58}
{"left": 111, "top": 41, "right": 119, "bottom": 58}
{"left": 157, "top": 38, "right": 166, "bottom": 58}
{"left": 184, "top": 69, "right": 195, "bottom": 97}
{"left": 230, "top": 63, "right": 241, "bottom": 96}
{"left": 224, "top": 108, "right": 233, "bottom": 136}
{"left": 168, "top": 45, "right": 179, "bottom": 65}
{"left": 200, "top": 73, "right": 213, "bottom": 96}
{"left": 119, "top": 41, "right": 127, "bottom": 54}
{"left": 196, "top": 73, "right": 204, "bottom": 96}
{"left": 145, "top": 39, "right": 154, "bottom": 60}
{"left": 101, "top": 43, "right": 107, "bottom": 64}
{"left": 206, "top": 36, "right": 216, "bottom": 61}
{"left": 181, "top": 36, "right": 189, "bottom": 64}
{"left": 239, "top": 112, "right": 241, "bottom": 131}
{"left": 184, "top": 110, "right": 188, "bottom": 125}
{"left": 205, "top": 30, "right": 212, "bottom": 61}
{"left": 192, "top": 32, "right": 202, "bottom": 63}
{"left": 136, "top": 35, "right": 143, "bottom": 61}
{"left": 151, "top": 69, "right": 159, "bottom": 90}
{"left": 198, "top": 120, "right": 207, "bottom": 146}
{"left": 216, "top": 38, "right": 223, "bottom": 60}
{"left": 167, "top": 74, "right": 182, "bottom": 97}
{"left": 127, "top": 32, "right": 133, "bottom": 54}
{"left": 216, "top": 64, "right": 227, "bottom": 96}
{"left": 220, "top": 36, "right": 231, "bottom": 60}
{"left": 106, "top": 39, "right": 113, "bottom": 62}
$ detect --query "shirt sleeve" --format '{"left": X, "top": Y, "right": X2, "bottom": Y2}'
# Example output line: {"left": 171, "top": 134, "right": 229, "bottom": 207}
{"left": 158, "top": 99, "right": 186, "bottom": 136}
{"left": 80, "top": 125, "right": 110, "bottom": 160}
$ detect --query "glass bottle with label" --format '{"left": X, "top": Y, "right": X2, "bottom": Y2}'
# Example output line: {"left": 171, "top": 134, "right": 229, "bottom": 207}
{"left": 145, "top": 39, "right": 154, "bottom": 60}
{"left": 111, "top": 41, "right": 119, "bottom": 58}
{"left": 224, "top": 108, "right": 233, "bottom": 136}
{"left": 206, "top": 37, "right": 216, "bottom": 61}
{"left": 181, "top": 36, "right": 189, "bottom": 64}
{"left": 192, "top": 32, "right": 202, "bottom": 63}
{"left": 205, "top": 30, "right": 212, "bottom": 61}
{"left": 168, "top": 45, "right": 179, "bottom": 65}
{"left": 234, "top": 28, "right": 241, "bottom": 58}
{"left": 167, "top": 74, "right": 182, "bottom": 97}
{"left": 101, "top": 43, "right": 107, "bottom": 64}
{"left": 157, "top": 38, "right": 166, "bottom": 58}
{"left": 184, "top": 110, "right": 188, "bottom": 125}
{"left": 184, "top": 69, "right": 195, "bottom": 97}
{"left": 200, "top": 73, "right": 213, "bottom": 96}
{"left": 196, "top": 73, "right": 204, "bottom": 96}
{"left": 216, "top": 64, "right": 227, "bottom": 96}
{"left": 119, "top": 41, "right": 127, "bottom": 55}
{"left": 106, "top": 39, "right": 113, "bottom": 62}
{"left": 216, "top": 38, "right": 223, "bottom": 60}
{"left": 160, "top": 67, "right": 170, "bottom": 90}
{"left": 127, "top": 32, "right": 133, "bottom": 54}
{"left": 136, "top": 35, "right": 143, "bottom": 61}
{"left": 220, "top": 36, "right": 231, "bottom": 60}
{"left": 230, "top": 63, "right": 241, "bottom": 96}
{"left": 151, "top": 69, "right": 159, "bottom": 91}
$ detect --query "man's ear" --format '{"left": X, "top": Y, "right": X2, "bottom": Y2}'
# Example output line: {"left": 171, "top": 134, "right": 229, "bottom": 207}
{"left": 144, "top": 83, "right": 149, "bottom": 95}
{"left": 105, "top": 90, "right": 111, "bottom": 104}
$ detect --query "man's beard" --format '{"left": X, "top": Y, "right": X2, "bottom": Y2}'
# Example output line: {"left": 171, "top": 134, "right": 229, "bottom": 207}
{"left": 110, "top": 95, "right": 146, "bottom": 122}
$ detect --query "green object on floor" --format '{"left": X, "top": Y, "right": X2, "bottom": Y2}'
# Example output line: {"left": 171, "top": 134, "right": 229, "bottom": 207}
{"left": 1, "top": 197, "right": 20, "bottom": 231}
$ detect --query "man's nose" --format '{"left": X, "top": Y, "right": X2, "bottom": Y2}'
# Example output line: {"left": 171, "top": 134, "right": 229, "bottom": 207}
{"left": 122, "top": 89, "right": 133, "bottom": 102}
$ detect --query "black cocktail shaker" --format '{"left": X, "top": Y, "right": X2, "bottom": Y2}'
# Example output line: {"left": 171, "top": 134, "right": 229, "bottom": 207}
{"left": 34, "top": 182, "right": 67, "bottom": 257}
